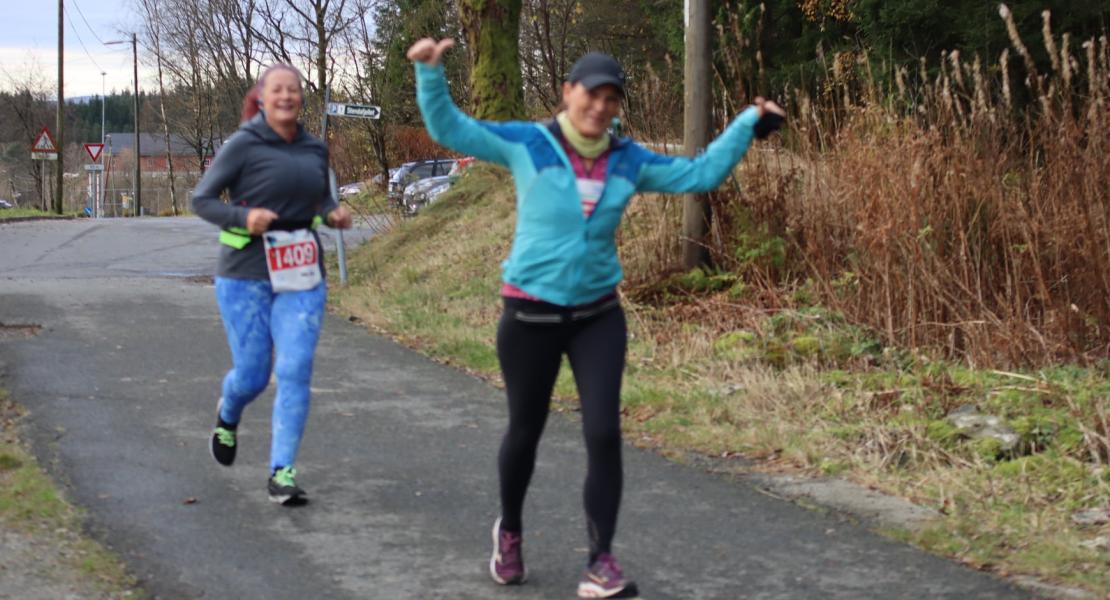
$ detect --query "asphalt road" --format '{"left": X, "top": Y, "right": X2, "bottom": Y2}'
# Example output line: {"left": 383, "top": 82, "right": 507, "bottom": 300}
{"left": 0, "top": 217, "right": 1033, "bottom": 599}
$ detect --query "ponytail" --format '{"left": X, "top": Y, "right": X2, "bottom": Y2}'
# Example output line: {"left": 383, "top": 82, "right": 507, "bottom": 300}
{"left": 240, "top": 85, "right": 262, "bottom": 123}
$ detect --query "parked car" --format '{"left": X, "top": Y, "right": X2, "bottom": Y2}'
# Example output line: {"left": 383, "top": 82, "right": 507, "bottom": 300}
{"left": 387, "top": 158, "right": 456, "bottom": 207}
{"left": 402, "top": 175, "right": 451, "bottom": 216}
{"left": 447, "top": 156, "right": 476, "bottom": 184}
{"left": 338, "top": 181, "right": 366, "bottom": 198}
{"left": 370, "top": 168, "right": 399, "bottom": 189}
{"left": 0, "top": 199, "right": 13, "bottom": 209}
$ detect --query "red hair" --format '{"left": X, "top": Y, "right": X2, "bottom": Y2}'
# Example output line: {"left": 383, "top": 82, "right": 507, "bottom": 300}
{"left": 240, "top": 64, "right": 304, "bottom": 123}
{"left": 240, "top": 85, "right": 262, "bottom": 122}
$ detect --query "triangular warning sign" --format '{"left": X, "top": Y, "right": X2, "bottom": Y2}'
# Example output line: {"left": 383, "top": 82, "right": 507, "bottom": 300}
{"left": 32, "top": 127, "right": 57, "bottom": 153}
{"left": 84, "top": 143, "right": 105, "bottom": 162}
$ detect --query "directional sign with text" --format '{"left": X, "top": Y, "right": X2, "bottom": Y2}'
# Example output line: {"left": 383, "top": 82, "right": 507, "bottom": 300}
{"left": 84, "top": 143, "right": 105, "bottom": 162}
{"left": 327, "top": 102, "right": 381, "bottom": 120}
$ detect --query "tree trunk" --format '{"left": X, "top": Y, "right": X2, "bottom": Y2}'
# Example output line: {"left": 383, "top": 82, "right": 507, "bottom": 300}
{"left": 458, "top": 0, "right": 524, "bottom": 120}
{"left": 314, "top": 0, "right": 328, "bottom": 96}
{"left": 146, "top": 0, "right": 179, "bottom": 216}
{"left": 156, "top": 50, "right": 178, "bottom": 216}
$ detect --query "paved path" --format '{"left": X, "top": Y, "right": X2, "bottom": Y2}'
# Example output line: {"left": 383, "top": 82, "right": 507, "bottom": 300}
{"left": 0, "top": 217, "right": 1033, "bottom": 599}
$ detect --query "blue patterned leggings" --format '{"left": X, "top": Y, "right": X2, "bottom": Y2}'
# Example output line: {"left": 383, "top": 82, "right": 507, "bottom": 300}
{"left": 214, "top": 277, "right": 326, "bottom": 472}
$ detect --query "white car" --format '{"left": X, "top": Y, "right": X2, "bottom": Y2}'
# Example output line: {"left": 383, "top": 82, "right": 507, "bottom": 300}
{"left": 0, "top": 199, "right": 13, "bottom": 209}
{"left": 402, "top": 175, "right": 451, "bottom": 215}
{"left": 338, "top": 182, "right": 366, "bottom": 198}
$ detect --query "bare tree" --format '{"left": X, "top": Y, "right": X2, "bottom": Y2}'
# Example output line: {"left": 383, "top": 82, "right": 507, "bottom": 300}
{"left": 519, "top": 0, "right": 579, "bottom": 113}
{"left": 139, "top": 0, "right": 180, "bottom": 215}
{"left": 2, "top": 66, "right": 56, "bottom": 210}
{"left": 253, "top": 0, "right": 360, "bottom": 96}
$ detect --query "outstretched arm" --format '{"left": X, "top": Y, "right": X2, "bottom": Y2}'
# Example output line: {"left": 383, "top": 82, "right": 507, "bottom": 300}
{"left": 408, "top": 38, "right": 520, "bottom": 167}
{"left": 636, "top": 99, "right": 785, "bottom": 194}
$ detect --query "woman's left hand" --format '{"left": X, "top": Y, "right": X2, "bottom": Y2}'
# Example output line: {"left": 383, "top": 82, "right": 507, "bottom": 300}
{"left": 327, "top": 206, "right": 353, "bottom": 230}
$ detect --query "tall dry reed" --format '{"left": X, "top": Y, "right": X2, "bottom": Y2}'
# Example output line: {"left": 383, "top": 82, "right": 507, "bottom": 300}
{"left": 621, "top": 6, "right": 1110, "bottom": 368}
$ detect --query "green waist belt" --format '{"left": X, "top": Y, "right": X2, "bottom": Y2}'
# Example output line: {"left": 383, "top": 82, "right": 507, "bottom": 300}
{"left": 219, "top": 226, "right": 252, "bottom": 249}
{"left": 219, "top": 216, "right": 324, "bottom": 250}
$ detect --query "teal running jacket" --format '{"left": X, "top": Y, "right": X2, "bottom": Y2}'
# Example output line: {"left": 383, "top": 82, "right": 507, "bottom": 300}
{"left": 415, "top": 62, "right": 761, "bottom": 306}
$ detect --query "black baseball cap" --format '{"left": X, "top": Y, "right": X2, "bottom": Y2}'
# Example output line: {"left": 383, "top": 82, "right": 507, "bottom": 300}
{"left": 568, "top": 52, "right": 627, "bottom": 96}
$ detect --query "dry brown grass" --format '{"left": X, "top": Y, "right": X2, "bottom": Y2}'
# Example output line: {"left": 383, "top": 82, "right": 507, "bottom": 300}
{"left": 621, "top": 9, "right": 1110, "bottom": 369}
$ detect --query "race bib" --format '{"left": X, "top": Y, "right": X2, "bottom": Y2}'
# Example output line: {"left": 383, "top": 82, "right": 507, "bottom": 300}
{"left": 263, "top": 229, "right": 322, "bottom": 293}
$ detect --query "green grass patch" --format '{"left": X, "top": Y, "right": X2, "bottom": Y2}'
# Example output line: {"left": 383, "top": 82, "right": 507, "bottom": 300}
{"left": 0, "top": 208, "right": 74, "bottom": 219}
{"left": 0, "top": 390, "right": 141, "bottom": 597}
{"left": 329, "top": 165, "right": 1110, "bottom": 597}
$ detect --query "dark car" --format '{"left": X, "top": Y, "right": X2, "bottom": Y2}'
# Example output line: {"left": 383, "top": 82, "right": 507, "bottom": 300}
{"left": 387, "top": 159, "right": 456, "bottom": 207}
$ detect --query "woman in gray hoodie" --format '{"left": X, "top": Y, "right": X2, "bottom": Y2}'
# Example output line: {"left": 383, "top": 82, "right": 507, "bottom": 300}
{"left": 191, "top": 64, "right": 352, "bottom": 505}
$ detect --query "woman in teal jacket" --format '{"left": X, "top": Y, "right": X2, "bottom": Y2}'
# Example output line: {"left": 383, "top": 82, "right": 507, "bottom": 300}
{"left": 408, "top": 38, "right": 784, "bottom": 599}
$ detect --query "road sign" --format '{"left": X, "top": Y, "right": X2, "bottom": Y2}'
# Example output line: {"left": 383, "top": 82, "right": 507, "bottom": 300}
{"left": 84, "top": 143, "right": 105, "bottom": 162}
{"left": 31, "top": 153, "right": 58, "bottom": 160}
{"left": 32, "top": 127, "right": 57, "bottom": 154}
{"left": 84, "top": 164, "right": 105, "bottom": 171}
{"left": 326, "top": 102, "right": 381, "bottom": 120}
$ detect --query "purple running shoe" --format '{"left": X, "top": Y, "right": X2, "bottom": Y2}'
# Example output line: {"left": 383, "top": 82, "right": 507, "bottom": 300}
{"left": 577, "top": 553, "right": 640, "bottom": 598}
{"left": 489, "top": 518, "right": 526, "bottom": 585}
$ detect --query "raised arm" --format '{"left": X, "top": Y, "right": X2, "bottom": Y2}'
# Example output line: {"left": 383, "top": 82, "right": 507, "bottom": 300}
{"left": 636, "top": 99, "right": 785, "bottom": 194}
{"left": 409, "top": 38, "right": 525, "bottom": 167}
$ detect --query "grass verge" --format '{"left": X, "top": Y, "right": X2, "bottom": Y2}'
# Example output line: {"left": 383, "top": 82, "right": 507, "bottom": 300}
{"left": 0, "top": 388, "right": 141, "bottom": 598}
{"left": 0, "top": 208, "right": 76, "bottom": 219}
{"left": 329, "top": 164, "right": 1109, "bottom": 597}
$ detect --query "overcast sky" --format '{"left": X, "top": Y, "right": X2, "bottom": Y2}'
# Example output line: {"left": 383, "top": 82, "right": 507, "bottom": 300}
{"left": 1, "top": 0, "right": 149, "bottom": 97}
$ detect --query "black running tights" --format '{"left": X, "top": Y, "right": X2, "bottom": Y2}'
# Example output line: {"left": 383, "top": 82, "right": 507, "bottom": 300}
{"left": 495, "top": 297, "right": 626, "bottom": 561}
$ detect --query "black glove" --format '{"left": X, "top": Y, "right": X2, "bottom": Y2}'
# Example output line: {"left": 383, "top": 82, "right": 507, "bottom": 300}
{"left": 753, "top": 111, "right": 785, "bottom": 140}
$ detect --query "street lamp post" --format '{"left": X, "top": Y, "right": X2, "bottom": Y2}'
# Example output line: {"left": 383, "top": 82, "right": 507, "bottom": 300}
{"left": 96, "top": 71, "right": 106, "bottom": 218}
{"left": 101, "top": 71, "right": 106, "bottom": 144}
{"left": 105, "top": 34, "right": 140, "bottom": 217}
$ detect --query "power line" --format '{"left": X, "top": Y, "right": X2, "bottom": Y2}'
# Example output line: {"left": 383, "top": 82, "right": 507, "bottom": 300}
{"left": 70, "top": 0, "right": 107, "bottom": 45}
{"left": 64, "top": 5, "right": 105, "bottom": 73}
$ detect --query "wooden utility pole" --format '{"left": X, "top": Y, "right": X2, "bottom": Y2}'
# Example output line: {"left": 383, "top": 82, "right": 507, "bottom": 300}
{"left": 132, "top": 32, "right": 141, "bottom": 217}
{"left": 682, "top": 0, "right": 712, "bottom": 268}
{"left": 56, "top": 0, "right": 64, "bottom": 214}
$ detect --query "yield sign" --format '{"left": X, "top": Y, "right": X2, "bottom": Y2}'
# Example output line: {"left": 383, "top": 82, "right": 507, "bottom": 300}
{"left": 32, "top": 127, "right": 57, "bottom": 153}
{"left": 84, "top": 143, "right": 105, "bottom": 162}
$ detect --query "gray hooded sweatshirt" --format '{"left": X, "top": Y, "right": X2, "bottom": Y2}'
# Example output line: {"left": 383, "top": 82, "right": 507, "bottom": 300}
{"left": 192, "top": 112, "right": 338, "bottom": 280}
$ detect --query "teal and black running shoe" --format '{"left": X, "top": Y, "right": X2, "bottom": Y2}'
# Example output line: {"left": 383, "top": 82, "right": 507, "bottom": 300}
{"left": 268, "top": 466, "right": 307, "bottom": 506}
{"left": 210, "top": 425, "right": 237, "bottom": 466}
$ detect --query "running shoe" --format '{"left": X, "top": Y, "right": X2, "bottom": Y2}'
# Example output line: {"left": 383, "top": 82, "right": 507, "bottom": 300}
{"left": 209, "top": 402, "right": 237, "bottom": 467}
{"left": 489, "top": 517, "right": 526, "bottom": 585}
{"left": 268, "top": 466, "right": 307, "bottom": 505}
{"left": 577, "top": 553, "right": 640, "bottom": 598}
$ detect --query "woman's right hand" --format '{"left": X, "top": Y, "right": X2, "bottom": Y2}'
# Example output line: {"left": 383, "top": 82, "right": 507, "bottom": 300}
{"left": 754, "top": 97, "right": 786, "bottom": 118}
{"left": 245, "top": 207, "right": 279, "bottom": 235}
{"left": 406, "top": 38, "right": 455, "bottom": 66}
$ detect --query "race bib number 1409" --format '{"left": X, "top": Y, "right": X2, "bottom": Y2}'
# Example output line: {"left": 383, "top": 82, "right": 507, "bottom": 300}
{"left": 263, "top": 229, "right": 322, "bottom": 292}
